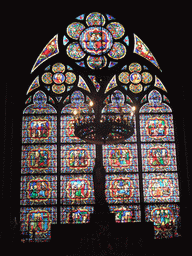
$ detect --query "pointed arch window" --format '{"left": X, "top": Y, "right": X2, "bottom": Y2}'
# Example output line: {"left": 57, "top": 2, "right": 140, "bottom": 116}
{"left": 139, "top": 90, "right": 180, "bottom": 239}
{"left": 20, "top": 91, "right": 57, "bottom": 242}
{"left": 20, "top": 12, "right": 181, "bottom": 242}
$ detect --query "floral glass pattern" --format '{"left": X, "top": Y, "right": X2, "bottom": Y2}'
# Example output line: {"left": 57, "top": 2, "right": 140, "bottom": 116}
{"left": 41, "top": 63, "right": 77, "bottom": 94}
{"left": 20, "top": 12, "right": 182, "bottom": 242}
{"left": 118, "top": 63, "right": 153, "bottom": 94}
{"left": 65, "top": 12, "right": 128, "bottom": 69}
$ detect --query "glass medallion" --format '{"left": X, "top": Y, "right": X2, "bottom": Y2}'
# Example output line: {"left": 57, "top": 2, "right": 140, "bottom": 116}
{"left": 86, "top": 12, "right": 105, "bottom": 26}
{"left": 118, "top": 72, "right": 130, "bottom": 84}
{"left": 41, "top": 72, "right": 53, "bottom": 84}
{"left": 106, "top": 22, "right": 125, "bottom": 39}
{"left": 87, "top": 56, "right": 107, "bottom": 70}
{"left": 79, "top": 27, "right": 113, "bottom": 56}
{"left": 65, "top": 72, "right": 76, "bottom": 84}
{"left": 130, "top": 72, "right": 142, "bottom": 84}
{"left": 141, "top": 72, "right": 153, "bottom": 84}
{"left": 129, "top": 63, "right": 142, "bottom": 73}
{"left": 129, "top": 83, "right": 143, "bottom": 93}
{"left": 108, "top": 42, "right": 126, "bottom": 59}
{"left": 67, "top": 22, "right": 85, "bottom": 40}
{"left": 53, "top": 73, "right": 65, "bottom": 84}
{"left": 52, "top": 63, "right": 65, "bottom": 73}
{"left": 67, "top": 42, "right": 86, "bottom": 60}
{"left": 52, "top": 84, "right": 65, "bottom": 94}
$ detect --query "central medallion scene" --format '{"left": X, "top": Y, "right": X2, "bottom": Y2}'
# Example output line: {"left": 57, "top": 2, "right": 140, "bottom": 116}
{"left": 79, "top": 27, "right": 113, "bottom": 55}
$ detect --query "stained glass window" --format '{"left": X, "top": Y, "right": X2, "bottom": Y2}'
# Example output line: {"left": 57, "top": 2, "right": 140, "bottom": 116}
{"left": 140, "top": 90, "right": 180, "bottom": 238}
{"left": 61, "top": 206, "right": 94, "bottom": 224}
{"left": 22, "top": 115, "right": 57, "bottom": 144}
{"left": 60, "top": 90, "right": 96, "bottom": 225}
{"left": 20, "top": 12, "right": 182, "bottom": 243}
{"left": 145, "top": 204, "right": 180, "bottom": 239}
{"left": 105, "top": 174, "right": 140, "bottom": 204}
{"left": 141, "top": 143, "right": 177, "bottom": 173}
{"left": 103, "top": 144, "right": 138, "bottom": 173}
{"left": 20, "top": 207, "right": 57, "bottom": 242}
{"left": 109, "top": 205, "right": 141, "bottom": 223}
{"left": 20, "top": 90, "right": 57, "bottom": 242}
{"left": 60, "top": 175, "right": 95, "bottom": 205}
{"left": 142, "top": 173, "right": 180, "bottom": 203}
{"left": 20, "top": 175, "right": 57, "bottom": 205}
{"left": 140, "top": 114, "right": 175, "bottom": 142}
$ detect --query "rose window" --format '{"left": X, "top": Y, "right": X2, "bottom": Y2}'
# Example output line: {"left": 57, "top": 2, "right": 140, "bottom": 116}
{"left": 118, "top": 63, "right": 153, "bottom": 94}
{"left": 41, "top": 63, "right": 77, "bottom": 94}
{"left": 64, "top": 12, "right": 128, "bottom": 69}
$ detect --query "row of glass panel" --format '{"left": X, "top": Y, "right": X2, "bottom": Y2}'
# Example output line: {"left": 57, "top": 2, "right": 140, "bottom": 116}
{"left": 21, "top": 142, "right": 177, "bottom": 174}
{"left": 20, "top": 172, "right": 180, "bottom": 205}
{"left": 20, "top": 203, "right": 181, "bottom": 242}
{"left": 22, "top": 114, "right": 175, "bottom": 144}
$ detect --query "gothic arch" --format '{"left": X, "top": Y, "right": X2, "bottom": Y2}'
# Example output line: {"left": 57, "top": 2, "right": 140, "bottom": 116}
{"left": 20, "top": 12, "right": 181, "bottom": 242}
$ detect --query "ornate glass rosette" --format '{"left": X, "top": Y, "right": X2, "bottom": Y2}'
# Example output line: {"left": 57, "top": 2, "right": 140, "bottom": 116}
{"left": 118, "top": 62, "right": 153, "bottom": 94}
{"left": 65, "top": 12, "right": 128, "bottom": 69}
{"left": 41, "top": 63, "right": 77, "bottom": 94}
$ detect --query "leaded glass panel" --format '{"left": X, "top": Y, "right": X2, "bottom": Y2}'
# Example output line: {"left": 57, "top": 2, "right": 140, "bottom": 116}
{"left": 141, "top": 143, "right": 177, "bottom": 172}
{"left": 143, "top": 173, "right": 180, "bottom": 203}
{"left": 103, "top": 144, "right": 138, "bottom": 173}
{"left": 145, "top": 204, "right": 180, "bottom": 239}
{"left": 20, "top": 175, "right": 57, "bottom": 205}
{"left": 105, "top": 174, "right": 140, "bottom": 204}
{"left": 60, "top": 175, "right": 95, "bottom": 205}
{"left": 22, "top": 115, "right": 57, "bottom": 144}
{"left": 21, "top": 144, "right": 57, "bottom": 174}
{"left": 20, "top": 206, "right": 57, "bottom": 242}
{"left": 109, "top": 205, "right": 141, "bottom": 223}
{"left": 140, "top": 114, "right": 175, "bottom": 142}
{"left": 60, "top": 206, "right": 94, "bottom": 224}
{"left": 61, "top": 144, "right": 96, "bottom": 173}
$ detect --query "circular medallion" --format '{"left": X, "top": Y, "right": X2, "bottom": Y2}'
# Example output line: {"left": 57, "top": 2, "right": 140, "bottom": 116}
{"left": 86, "top": 12, "right": 105, "bottom": 26}
{"left": 141, "top": 72, "right": 153, "bottom": 84}
{"left": 67, "top": 22, "right": 85, "bottom": 40}
{"left": 108, "top": 42, "right": 126, "bottom": 59}
{"left": 129, "top": 83, "right": 143, "bottom": 93}
{"left": 129, "top": 63, "right": 142, "bottom": 73}
{"left": 79, "top": 27, "right": 113, "bottom": 56}
{"left": 67, "top": 42, "right": 86, "bottom": 60}
{"left": 87, "top": 56, "right": 107, "bottom": 69}
{"left": 42, "top": 72, "right": 53, "bottom": 84}
{"left": 53, "top": 73, "right": 65, "bottom": 84}
{"left": 130, "top": 72, "right": 142, "bottom": 84}
{"left": 52, "top": 63, "right": 65, "bottom": 73}
{"left": 107, "top": 22, "right": 125, "bottom": 39}
{"left": 65, "top": 72, "right": 76, "bottom": 84}
{"left": 118, "top": 72, "right": 130, "bottom": 84}
{"left": 52, "top": 84, "right": 65, "bottom": 94}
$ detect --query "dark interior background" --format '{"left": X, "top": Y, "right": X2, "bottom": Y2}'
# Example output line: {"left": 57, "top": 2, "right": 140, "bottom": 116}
{"left": 2, "top": 3, "right": 191, "bottom": 243}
